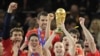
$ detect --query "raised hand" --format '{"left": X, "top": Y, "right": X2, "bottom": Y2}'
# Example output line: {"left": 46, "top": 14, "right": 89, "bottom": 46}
{"left": 47, "top": 13, "right": 54, "bottom": 21}
{"left": 28, "top": 44, "right": 43, "bottom": 56}
{"left": 7, "top": 2, "right": 17, "bottom": 13}
{"left": 79, "top": 17, "right": 85, "bottom": 26}
{"left": 36, "top": 45, "right": 43, "bottom": 55}
{"left": 12, "top": 41, "right": 20, "bottom": 51}
{"left": 28, "top": 43, "right": 34, "bottom": 53}
{"left": 12, "top": 42, "right": 20, "bottom": 56}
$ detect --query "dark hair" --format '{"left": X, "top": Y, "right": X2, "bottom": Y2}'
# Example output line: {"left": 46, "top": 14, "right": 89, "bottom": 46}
{"left": 28, "top": 33, "right": 38, "bottom": 41}
{"left": 37, "top": 11, "right": 48, "bottom": 19}
{"left": 68, "top": 28, "right": 80, "bottom": 39}
{"left": 10, "top": 27, "right": 24, "bottom": 37}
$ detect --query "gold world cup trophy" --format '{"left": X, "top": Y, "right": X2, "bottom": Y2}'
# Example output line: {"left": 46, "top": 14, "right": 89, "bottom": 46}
{"left": 55, "top": 8, "right": 66, "bottom": 33}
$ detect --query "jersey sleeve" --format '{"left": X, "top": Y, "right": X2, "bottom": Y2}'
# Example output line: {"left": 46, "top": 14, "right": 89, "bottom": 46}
{"left": 2, "top": 13, "right": 12, "bottom": 40}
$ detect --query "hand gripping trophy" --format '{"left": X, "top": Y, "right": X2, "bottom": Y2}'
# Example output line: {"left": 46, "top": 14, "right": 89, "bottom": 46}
{"left": 55, "top": 8, "right": 66, "bottom": 33}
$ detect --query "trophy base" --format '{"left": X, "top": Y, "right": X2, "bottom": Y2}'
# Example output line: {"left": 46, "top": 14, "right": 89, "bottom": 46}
{"left": 55, "top": 28, "right": 63, "bottom": 34}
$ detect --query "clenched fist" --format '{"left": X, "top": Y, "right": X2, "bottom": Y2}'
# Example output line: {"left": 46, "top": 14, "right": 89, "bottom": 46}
{"left": 7, "top": 2, "right": 17, "bottom": 13}
{"left": 79, "top": 17, "right": 85, "bottom": 26}
{"left": 47, "top": 13, "right": 54, "bottom": 21}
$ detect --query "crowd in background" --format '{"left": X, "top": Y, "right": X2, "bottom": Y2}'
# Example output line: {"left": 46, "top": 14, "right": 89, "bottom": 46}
{"left": 0, "top": 0, "right": 99, "bottom": 36}
{"left": 0, "top": 0, "right": 100, "bottom": 56}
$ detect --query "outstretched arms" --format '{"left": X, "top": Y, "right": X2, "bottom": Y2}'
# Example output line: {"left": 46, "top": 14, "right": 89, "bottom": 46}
{"left": 45, "top": 13, "right": 54, "bottom": 40}
{"left": 2, "top": 2, "right": 17, "bottom": 40}
{"left": 79, "top": 17, "right": 96, "bottom": 53}
{"left": 61, "top": 23, "right": 76, "bottom": 56}
{"left": 44, "top": 31, "right": 56, "bottom": 48}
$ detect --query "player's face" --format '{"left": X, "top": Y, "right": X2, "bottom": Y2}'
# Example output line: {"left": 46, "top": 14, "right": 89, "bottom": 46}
{"left": 38, "top": 15, "right": 48, "bottom": 30}
{"left": 11, "top": 31, "right": 23, "bottom": 42}
{"left": 84, "top": 40, "right": 90, "bottom": 52}
{"left": 29, "top": 36, "right": 39, "bottom": 47}
{"left": 70, "top": 33, "right": 78, "bottom": 43}
{"left": 62, "top": 36, "right": 69, "bottom": 51}
{"left": 54, "top": 42, "right": 65, "bottom": 56}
